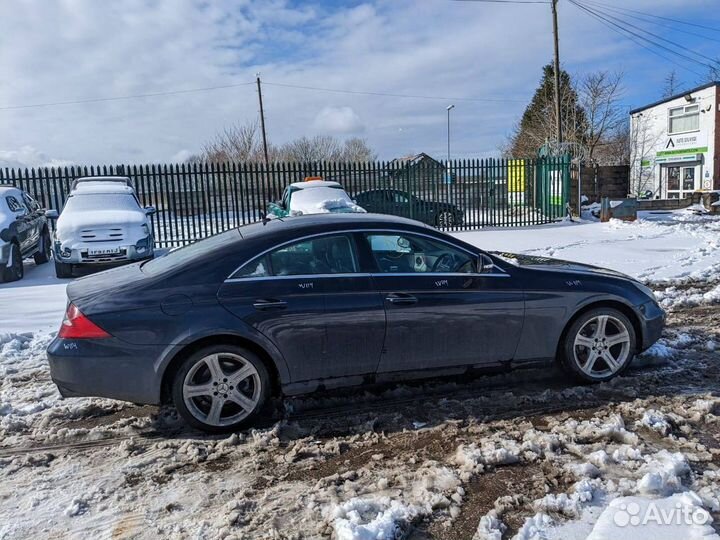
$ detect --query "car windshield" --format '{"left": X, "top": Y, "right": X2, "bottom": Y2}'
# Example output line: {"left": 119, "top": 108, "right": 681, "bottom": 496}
{"left": 64, "top": 193, "right": 141, "bottom": 212}
{"left": 141, "top": 229, "right": 239, "bottom": 275}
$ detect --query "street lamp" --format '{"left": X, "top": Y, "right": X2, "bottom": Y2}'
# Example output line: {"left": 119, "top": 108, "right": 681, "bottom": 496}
{"left": 446, "top": 104, "right": 455, "bottom": 163}
{"left": 446, "top": 105, "right": 455, "bottom": 188}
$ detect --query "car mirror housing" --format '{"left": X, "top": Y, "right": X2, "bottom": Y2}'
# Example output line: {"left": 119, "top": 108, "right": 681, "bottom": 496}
{"left": 144, "top": 206, "right": 156, "bottom": 215}
{"left": 45, "top": 209, "right": 59, "bottom": 219}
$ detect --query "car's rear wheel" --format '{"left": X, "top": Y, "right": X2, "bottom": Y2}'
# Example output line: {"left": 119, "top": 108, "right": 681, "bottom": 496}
{"left": 54, "top": 260, "right": 73, "bottom": 278}
{"left": 172, "top": 345, "right": 271, "bottom": 433}
{"left": 33, "top": 229, "right": 52, "bottom": 265}
{"left": 436, "top": 211, "right": 456, "bottom": 228}
{"left": 1, "top": 243, "right": 23, "bottom": 282}
{"left": 561, "top": 308, "right": 636, "bottom": 383}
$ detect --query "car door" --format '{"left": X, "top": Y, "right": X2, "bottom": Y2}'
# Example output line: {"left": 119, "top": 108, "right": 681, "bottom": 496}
{"left": 363, "top": 231, "right": 525, "bottom": 374}
{"left": 217, "top": 233, "right": 385, "bottom": 383}
{"left": 5, "top": 194, "right": 32, "bottom": 254}
{"left": 21, "top": 192, "right": 42, "bottom": 249}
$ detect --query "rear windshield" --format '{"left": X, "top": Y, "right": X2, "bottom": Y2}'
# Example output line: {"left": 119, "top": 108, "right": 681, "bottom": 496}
{"left": 64, "top": 193, "right": 140, "bottom": 212}
{"left": 142, "top": 229, "right": 240, "bottom": 275}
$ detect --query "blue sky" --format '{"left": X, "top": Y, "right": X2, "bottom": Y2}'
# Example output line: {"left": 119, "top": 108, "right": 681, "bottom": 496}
{"left": 0, "top": 0, "right": 718, "bottom": 167}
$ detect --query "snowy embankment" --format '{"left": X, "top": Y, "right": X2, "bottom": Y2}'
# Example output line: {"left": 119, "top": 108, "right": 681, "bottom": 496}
{"left": 1, "top": 209, "right": 720, "bottom": 539}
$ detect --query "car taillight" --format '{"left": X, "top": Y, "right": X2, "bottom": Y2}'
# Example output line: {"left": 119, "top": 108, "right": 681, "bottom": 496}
{"left": 58, "top": 303, "right": 111, "bottom": 339}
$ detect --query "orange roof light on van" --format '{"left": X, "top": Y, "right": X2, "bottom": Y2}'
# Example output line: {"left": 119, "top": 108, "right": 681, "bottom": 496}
{"left": 304, "top": 176, "right": 323, "bottom": 182}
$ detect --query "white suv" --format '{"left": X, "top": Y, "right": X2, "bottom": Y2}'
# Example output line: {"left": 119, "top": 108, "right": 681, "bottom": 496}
{"left": 48, "top": 177, "right": 155, "bottom": 278}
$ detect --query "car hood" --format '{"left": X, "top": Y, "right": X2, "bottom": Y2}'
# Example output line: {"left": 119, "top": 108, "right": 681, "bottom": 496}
{"left": 491, "top": 251, "right": 633, "bottom": 280}
{"left": 56, "top": 210, "right": 146, "bottom": 237}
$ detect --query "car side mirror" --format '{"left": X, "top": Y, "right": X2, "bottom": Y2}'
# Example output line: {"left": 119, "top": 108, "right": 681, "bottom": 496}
{"left": 144, "top": 206, "right": 156, "bottom": 216}
{"left": 45, "top": 209, "right": 59, "bottom": 219}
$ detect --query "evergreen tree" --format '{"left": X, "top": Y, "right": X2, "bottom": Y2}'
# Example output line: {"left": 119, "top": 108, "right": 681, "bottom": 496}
{"left": 508, "top": 64, "right": 588, "bottom": 157}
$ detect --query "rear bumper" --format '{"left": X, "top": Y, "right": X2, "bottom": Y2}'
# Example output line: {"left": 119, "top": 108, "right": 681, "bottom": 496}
{"left": 47, "top": 337, "right": 163, "bottom": 404}
{"left": 638, "top": 300, "right": 666, "bottom": 351}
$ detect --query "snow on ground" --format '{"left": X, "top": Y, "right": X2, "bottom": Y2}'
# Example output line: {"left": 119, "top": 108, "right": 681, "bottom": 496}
{"left": 1, "top": 209, "right": 720, "bottom": 539}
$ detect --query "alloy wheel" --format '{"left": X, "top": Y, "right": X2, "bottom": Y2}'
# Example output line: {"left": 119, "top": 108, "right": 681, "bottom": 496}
{"left": 182, "top": 352, "right": 262, "bottom": 427}
{"left": 573, "top": 315, "right": 631, "bottom": 378}
{"left": 437, "top": 211, "right": 455, "bottom": 228}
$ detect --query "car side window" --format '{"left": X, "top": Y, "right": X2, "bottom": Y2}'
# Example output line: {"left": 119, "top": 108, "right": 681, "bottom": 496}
{"left": 365, "top": 233, "right": 476, "bottom": 274}
{"left": 6, "top": 196, "right": 27, "bottom": 215}
{"left": 270, "top": 235, "right": 357, "bottom": 276}
{"left": 233, "top": 255, "right": 270, "bottom": 278}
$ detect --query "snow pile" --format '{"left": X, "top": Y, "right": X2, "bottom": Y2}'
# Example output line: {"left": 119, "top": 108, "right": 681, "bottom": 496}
{"left": 558, "top": 414, "right": 638, "bottom": 445}
{"left": 454, "top": 429, "right": 560, "bottom": 474}
{"left": 636, "top": 451, "right": 690, "bottom": 496}
{"left": 586, "top": 492, "right": 717, "bottom": 540}
{"left": 473, "top": 510, "right": 506, "bottom": 540}
{"left": 534, "top": 479, "right": 599, "bottom": 518}
{"left": 654, "top": 283, "right": 720, "bottom": 310}
{"left": 330, "top": 497, "right": 420, "bottom": 540}
{"left": 637, "top": 410, "right": 672, "bottom": 436}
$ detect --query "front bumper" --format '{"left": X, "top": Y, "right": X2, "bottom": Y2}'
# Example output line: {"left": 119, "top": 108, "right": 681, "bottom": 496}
{"left": 47, "top": 337, "right": 163, "bottom": 404}
{"left": 638, "top": 300, "right": 666, "bottom": 351}
{"left": 54, "top": 240, "right": 153, "bottom": 265}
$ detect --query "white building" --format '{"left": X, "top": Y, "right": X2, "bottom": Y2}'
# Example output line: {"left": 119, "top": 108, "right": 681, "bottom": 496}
{"left": 630, "top": 81, "right": 719, "bottom": 199}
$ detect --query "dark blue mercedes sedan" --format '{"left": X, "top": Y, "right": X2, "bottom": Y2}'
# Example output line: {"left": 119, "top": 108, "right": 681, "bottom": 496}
{"left": 47, "top": 214, "right": 665, "bottom": 432}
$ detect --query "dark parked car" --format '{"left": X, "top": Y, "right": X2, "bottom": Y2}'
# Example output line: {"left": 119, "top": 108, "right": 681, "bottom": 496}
{"left": 0, "top": 186, "right": 53, "bottom": 282}
{"left": 47, "top": 213, "right": 664, "bottom": 432}
{"left": 353, "top": 189, "right": 464, "bottom": 227}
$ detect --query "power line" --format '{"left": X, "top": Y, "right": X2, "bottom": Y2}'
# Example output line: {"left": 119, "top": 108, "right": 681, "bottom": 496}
{"left": 569, "top": 1, "right": 704, "bottom": 77}
{"left": 579, "top": 0, "right": 720, "bottom": 34}
{"left": 452, "top": 0, "right": 550, "bottom": 4}
{"left": 580, "top": 0, "right": 720, "bottom": 43}
{"left": 569, "top": 0, "right": 711, "bottom": 75}
{"left": 262, "top": 81, "right": 527, "bottom": 103}
{"left": 0, "top": 82, "right": 256, "bottom": 111}
{"left": 573, "top": 0, "right": 718, "bottom": 64}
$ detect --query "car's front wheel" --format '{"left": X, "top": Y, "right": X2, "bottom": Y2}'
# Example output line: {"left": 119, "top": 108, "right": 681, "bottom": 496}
{"left": 561, "top": 308, "right": 636, "bottom": 383}
{"left": 436, "top": 211, "right": 456, "bottom": 228}
{"left": 34, "top": 228, "right": 52, "bottom": 265}
{"left": 1, "top": 243, "right": 23, "bottom": 283}
{"left": 172, "top": 345, "right": 271, "bottom": 433}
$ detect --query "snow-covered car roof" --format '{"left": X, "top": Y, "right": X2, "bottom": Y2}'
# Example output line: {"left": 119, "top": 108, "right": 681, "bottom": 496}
{"left": 70, "top": 182, "right": 135, "bottom": 195}
{"left": 288, "top": 180, "right": 343, "bottom": 190}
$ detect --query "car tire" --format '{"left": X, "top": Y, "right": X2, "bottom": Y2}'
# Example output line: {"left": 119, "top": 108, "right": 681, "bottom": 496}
{"left": 1, "top": 242, "right": 23, "bottom": 283}
{"left": 436, "top": 211, "right": 456, "bottom": 228}
{"left": 33, "top": 229, "right": 52, "bottom": 265}
{"left": 54, "top": 260, "right": 73, "bottom": 278}
{"left": 171, "top": 345, "right": 271, "bottom": 433}
{"left": 560, "top": 307, "right": 636, "bottom": 383}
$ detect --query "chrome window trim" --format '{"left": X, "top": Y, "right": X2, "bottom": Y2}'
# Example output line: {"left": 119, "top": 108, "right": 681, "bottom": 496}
{"left": 225, "top": 228, "right": 507, "bottom": 282}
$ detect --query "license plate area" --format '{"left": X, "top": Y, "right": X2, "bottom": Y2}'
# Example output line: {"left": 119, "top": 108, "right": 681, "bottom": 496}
{"left": 88, "top": 247, "right": 122, "bottom": 256}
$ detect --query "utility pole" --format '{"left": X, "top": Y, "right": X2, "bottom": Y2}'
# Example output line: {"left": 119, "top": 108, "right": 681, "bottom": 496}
{"left": 551, "top": 0, "right": 563, "bottom": 145}
{"left": 256, "top": 74, "right": 270, "bottom": 168}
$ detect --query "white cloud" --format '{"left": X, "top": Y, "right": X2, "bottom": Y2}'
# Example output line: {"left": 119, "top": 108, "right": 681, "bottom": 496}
{"left": 0, "top": 146, "right": 73, "bottom": 169}
{"left": 313, "top": 106, "right": 364, "bottom": 134}
{"left": 0, "top": 0, "right": 713, "bottom": 166}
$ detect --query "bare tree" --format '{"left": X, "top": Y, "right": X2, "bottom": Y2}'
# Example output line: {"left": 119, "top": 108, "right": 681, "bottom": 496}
{"left": 663, "top": 70, "right": 680, "bottom": 98}
{"left": 629, "top": 113, "right": 663, "bottom": 197}
{"left": 202, "top": 122, "right": 262, "bottom": 163}
{"left": 578, "top": 70, "right": 624, "bottom": 163}
{"left": 341, "top": 138, "right": 377, "bottom": 162}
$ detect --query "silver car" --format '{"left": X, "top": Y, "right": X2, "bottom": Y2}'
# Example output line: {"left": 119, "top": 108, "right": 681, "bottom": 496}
{"left": 47, "top": 177, "right": 156, "bottom": 278}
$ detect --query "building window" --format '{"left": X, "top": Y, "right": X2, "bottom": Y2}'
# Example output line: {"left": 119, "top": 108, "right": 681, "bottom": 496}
{"left": 668, "top": 104, "right": 699, "bottom": 134}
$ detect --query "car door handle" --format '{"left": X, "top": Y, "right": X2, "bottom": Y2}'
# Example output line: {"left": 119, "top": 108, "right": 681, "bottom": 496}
{"left": 252, "top": 299, "right": 288, "bottom": 310}
{"left": 385, "top": 293, "right": 418, "bottom": 305}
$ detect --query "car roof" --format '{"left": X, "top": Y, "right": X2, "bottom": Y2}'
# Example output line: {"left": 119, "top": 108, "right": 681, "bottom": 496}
{"left": 70, "top": 182, "right": 135, "bottom": 195}
{"left": 0, "top": 185, "right": 22, "bottom": 197}
{"left": 288, "top": 180, "right": 343, "bottom": 190}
